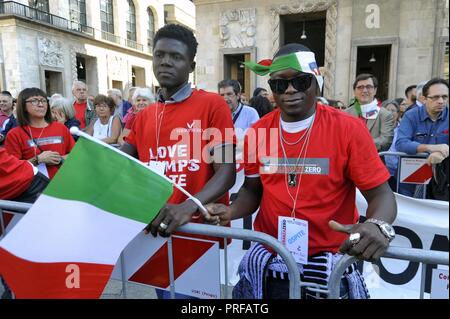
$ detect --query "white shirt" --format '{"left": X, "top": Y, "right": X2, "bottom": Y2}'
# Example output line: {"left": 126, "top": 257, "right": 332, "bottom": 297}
{"left": 93, "top": 116, "right": 114, "bottom": 140}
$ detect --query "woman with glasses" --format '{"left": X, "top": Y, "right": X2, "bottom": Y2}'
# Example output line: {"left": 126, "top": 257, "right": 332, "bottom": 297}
{"left": 85, "top": 94, "right": 121, "bottom": 145}
{"left": 4, "top": 87, "right": 75, "bottom": 179}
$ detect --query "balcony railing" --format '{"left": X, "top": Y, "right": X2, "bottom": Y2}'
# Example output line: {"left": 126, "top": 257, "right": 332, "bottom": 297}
{"left": 101, "top": 30, "right": 120, "bottom": 45}
{"left": 0, "top": 1, "right": 145, "bottom": 52}
{"left": 125, "top": 38, "right": 143, "bottom": 51}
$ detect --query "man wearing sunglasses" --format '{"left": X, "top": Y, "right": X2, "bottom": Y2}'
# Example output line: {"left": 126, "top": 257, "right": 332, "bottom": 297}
{"left": 204, "top": 44, "right": 397, "bottom": 299}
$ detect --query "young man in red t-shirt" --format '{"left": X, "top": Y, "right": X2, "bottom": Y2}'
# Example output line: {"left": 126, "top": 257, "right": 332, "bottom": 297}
{"left": 120, "top": 24, "right": 236, "bottom": 299}
{"left": 122, "top": 24, "right": 235, "bottom": 236}
{"left": 205, "top": 44, "right": 397, "bottom": 299}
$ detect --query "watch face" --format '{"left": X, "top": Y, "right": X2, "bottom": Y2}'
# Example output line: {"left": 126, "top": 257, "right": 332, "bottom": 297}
{"left": 381, "top": 224, "right": 395, "bottom": 238}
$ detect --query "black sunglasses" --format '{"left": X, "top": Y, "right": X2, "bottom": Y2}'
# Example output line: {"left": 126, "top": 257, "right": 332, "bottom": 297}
{"left": 268, "top": 73, "right": 314, "bottom": 94}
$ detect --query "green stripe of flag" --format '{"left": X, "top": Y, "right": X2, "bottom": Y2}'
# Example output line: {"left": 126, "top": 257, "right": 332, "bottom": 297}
{"left": 44, "top": 137, "right": 173, "bottom": 224}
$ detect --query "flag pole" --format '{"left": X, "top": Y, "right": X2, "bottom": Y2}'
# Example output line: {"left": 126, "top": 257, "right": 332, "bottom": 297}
{"left": 70, "top": 127, "right": 210, "bottom": 217}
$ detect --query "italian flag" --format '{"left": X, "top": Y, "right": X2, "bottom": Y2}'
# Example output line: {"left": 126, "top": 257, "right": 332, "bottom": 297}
{"left": 0, "top": 135, "right": 173, "bottom": 298}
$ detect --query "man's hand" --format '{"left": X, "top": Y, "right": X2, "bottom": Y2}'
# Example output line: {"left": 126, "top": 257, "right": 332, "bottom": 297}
{"left": 204, "top": 203, "right": 232, "bottom": 226}
{"left": 428, "top": 144, "right": 449, "bottom": 158}
{"left": 427, "top": 151, "right": 446, "bottom": 165}
{"left": 329, "top": 220, "right": 389, "bottom": 261}
{"left": 145, "top": 201, "right": 199, "bottom": 237}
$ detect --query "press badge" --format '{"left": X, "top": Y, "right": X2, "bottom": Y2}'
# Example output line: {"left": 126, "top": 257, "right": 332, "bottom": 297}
{"left": 277, "top": 216, "right": 308, "bottom": 265}
{"left": 149, "top": 161, "right": 166, "bottom": 177}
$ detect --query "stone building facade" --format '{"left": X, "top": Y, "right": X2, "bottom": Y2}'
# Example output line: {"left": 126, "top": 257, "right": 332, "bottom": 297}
{"left": 194, "top": 0, "right": 449, "bottom": 104}
{"left": 0, "top": 0, "right": 195, "bottom": 98}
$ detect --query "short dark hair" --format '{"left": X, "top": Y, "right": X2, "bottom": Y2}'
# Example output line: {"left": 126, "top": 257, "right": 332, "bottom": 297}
{"left": 16, "top": 87, "right": 52, "bottom": 126}
{"left": 1, "top": 90, "right": 12, "bottom": 97}
{"left": 353, "top": 73, "right": 378, "bottom": 89}
{"left": 405, "top": 85, "right": 417, "bottom": 97}
{"left": 422, "top": 78, "right": 449, "bottom": 98}
{"left": 249, "top": 95, "right": 273, "bottom": 118}
{"left": 153, "top": 24, "right": 198, "bottom": 61}
{"left": 218, "top": 79, "right": 241, "bottom": 95}
{"left": 252, "top": 87, "right": 267, "bottom": 98}
{"left": 93, "top": 94, "right": 116, "bottom": 112}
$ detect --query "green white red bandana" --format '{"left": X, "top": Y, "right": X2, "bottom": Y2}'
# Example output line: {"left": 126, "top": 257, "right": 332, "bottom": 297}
{"left": 243, "top": 51, "right": 324, "bottom": 91}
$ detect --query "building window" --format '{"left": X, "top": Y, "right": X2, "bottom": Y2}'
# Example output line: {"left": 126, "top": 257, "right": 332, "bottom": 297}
{"left": 126, "top": 0, "right": 137, "bottom": 42}
{"left": 100, "top": 0, "right": 114, "bottom": 34}
{"left": 147, "top": 8, "right": 155, "bottom": 50}
{"left": 28, "top": 0, "right": 49, "bottom": 12}
{"left": 69, "top": 0, "right": 87, "bottom": 26}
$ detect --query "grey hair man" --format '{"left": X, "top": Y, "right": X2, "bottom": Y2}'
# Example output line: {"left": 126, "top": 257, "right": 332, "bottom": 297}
{"left": 72, "top": 80, "right": 95, "bottom": 129}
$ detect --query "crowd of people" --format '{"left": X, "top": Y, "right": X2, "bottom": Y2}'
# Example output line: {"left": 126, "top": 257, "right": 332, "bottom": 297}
{"left": 0, "top": 23, "right": 448, "bottom": 300}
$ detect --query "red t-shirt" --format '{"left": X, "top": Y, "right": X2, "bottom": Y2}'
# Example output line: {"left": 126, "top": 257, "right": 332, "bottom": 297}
{"left": 5, "top": 122, "right": 75, "bottom": 179}
{"left": 244, "top": 102, "right": 390, "bottom": 256}
{"left": 124, "top": 112, "right": 137, "bottom": 130}
{"left": 0, "top": 147, "right": 34, "bottom": 199}
{"left": 126, "top": 89, "right": 235, "bottom": 220}
{"left": 73, "top": 101, "right": 87, "bottom": 128}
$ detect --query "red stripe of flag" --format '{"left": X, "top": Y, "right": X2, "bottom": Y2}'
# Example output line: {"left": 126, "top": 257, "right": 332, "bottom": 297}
{"left": 0, "top": 247, "right": 113, "bottom": 298}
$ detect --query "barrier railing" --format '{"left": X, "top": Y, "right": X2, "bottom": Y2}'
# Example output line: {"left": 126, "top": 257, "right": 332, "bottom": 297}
{"left": 0, "top": 200, "right": 31, "bottom": 239}
{"left": 0, "top": 200, "right": 303, "bottom": 298}
{"left": 328, "top": 246, "right": 449, "bottom": 299}
{"left": 3, "top": 199, "right": 448, "bottom": 299}
{"left": 379, "top": 151, "right": 430, "bottom": 198}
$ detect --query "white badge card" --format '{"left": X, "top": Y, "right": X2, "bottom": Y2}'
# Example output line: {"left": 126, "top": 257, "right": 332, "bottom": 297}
{"left": 277, "top": 216, "right": 308, "bottom": 265}
{"left": 149, "top": 160, "right": 166, "bottom": 177}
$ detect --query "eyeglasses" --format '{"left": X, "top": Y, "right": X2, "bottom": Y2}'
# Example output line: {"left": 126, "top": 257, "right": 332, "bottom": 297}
{"left": 426, "top": 95, "right": 448, "bottom": 102}
{"left": 268, "top": 74, "right": 313, "bottom": 94}
{"left": 26, "top": 98, "right": 47, "bottom": 106}
{"left": 355, "top": 85, "right": 375, "bottom": 91}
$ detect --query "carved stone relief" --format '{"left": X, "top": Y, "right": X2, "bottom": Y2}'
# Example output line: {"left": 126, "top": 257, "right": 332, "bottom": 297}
{"left": 219, "top": 8, "right": 256, "bottom": 48}
{"left": 270, "top": 0, "right": 338, "bottom": 97}
{"left": 38, "top": 37, "right": 64, "bottom": 68}
{"left": 70, "top": 45, "right": 86, "bottom": 82}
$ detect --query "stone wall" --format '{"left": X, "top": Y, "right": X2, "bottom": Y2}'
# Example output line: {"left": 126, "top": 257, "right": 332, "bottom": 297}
{"left": 194, "top": 0, "right": 448, "bottom": 103}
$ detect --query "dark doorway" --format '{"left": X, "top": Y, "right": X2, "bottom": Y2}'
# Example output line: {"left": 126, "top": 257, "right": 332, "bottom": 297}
{"left": 45, "top": 70, "right": 63, "bottom": 96}
{"left": 281, "top": 12, "right": 326, "bottom": 68}
{"left": 356, "top": 45, "right": 391, "bottom": 101}
{"left": 223, "top": 53, "right": 251, "bottom": 97}
{"left": 76, "top": 55, "right": 86, "bottom": 82}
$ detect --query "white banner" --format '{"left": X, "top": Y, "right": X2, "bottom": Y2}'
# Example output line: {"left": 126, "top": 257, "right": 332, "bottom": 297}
{"left": 356, "top": 191, "right": 449, "bottom": 299}
{"left": 222, "top": 167, "right": 449, "bottom": 299}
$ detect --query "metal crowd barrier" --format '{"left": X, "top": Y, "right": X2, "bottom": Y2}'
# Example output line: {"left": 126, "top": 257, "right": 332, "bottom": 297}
{"left": 3, "top": 199, "right": 448, "bottom": 299}
{"left": 379, "top": 151, "right": 429, "bottom": 198}
{"left": 328, "top": 246, "right": 449, "bottom": 299}
{"left": 0, "top": 200, "right": 304, "bottom": 298}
